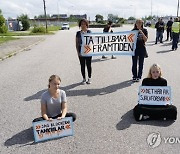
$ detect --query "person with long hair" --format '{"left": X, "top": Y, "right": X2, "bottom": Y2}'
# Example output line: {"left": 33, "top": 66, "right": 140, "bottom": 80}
{"left": 33, "top": 75, "right": 76, "bottom": 122}
{"left": 76, "top": 19, "right": 92, "bottom": 84}
{"left": 132, "top": 19, "right": 148, "bottom": 82}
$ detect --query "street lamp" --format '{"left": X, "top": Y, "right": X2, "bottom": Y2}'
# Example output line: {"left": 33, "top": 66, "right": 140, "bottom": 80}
{"left": 43, "top": 0, "right": 48, "bottom": 33}
{"left": 177, "top": 0, "right": 179, "bottom": 17}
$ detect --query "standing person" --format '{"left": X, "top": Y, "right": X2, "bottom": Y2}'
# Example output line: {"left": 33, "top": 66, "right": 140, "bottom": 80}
{"left": 166, "top": 17, "right": 173, "bottom": 41}
{"left": 33, "top": 75, "right": 76, "bottom": 122}
{"left": 132, "top": 19, "right": 148, "bottom": 82}
{"left": 76, "top": 19, "right": 92, "bottom": 84}
{"left": 155, "top": 18, "right": 165, "bottom": 44}
{"left": 171, "top": 18, "right": 180, "bottom": 50}
{"left": 133, "top": 64, "right": 177, "bottom": 121}
{"left": 102, "top": 21, "right": 116, "bottom": 59}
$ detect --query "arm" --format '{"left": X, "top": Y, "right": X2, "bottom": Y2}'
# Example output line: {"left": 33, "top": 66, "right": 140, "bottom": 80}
{"left": 41, "top": 103, "right": 52, "bottom": 121}
{"left": 76, "top": 37, "right": 80, "bottom": 57}
{"left": 61, "top": 102, "right": 67, "bottom": 118}
{"left": 139, "top": 29, "right": 148, "bottom": 42}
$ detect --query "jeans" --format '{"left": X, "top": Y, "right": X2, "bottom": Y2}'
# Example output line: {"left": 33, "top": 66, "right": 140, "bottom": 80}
{"left": 132, "top": 55, "right": 145, "bottom": 79}
{"left": 172, "top": 32, "right": 179, "bottom": 50}
{"left": 166, "top": 28, "right": 172, "bottom": 40}
{"left": 156, "top": 31, "right": 163, "bottom": 43}
{"left": 79, "top": 56, "right": 92, "bottom": 79}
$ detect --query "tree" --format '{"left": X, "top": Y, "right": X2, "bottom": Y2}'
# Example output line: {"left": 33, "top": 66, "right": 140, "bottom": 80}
{"left": 107, "top": 14, "right": 119, "bottom": 23}
{"left": 18, "top": 14, "right": 30, "bottom": 31}
{"left": 95, "top": 14, "right": 104, "bottom": 23}
{"left": 128, "top": 16, "right": 136, "bottom": 20}
{"left": 0, "top": 9, "right": 8, "bottom": 33}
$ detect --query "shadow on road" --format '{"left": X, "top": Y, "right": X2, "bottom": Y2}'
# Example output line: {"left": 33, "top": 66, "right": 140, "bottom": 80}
{"left": 4, "top": 127, "right": 34, "bottom": 147}
{"left": 65, "top": 80, "right": 135, "bottom": 97}
{"left": 24, "top": 82, "right": 82, "bottom": 101}
{"left": 156, "top": 49, "right": 172, "bottom": 54}
{"left": 116, "top": 109, "right": 175, "bottom": 130}
{"left": 24, "top": 80, "right": 135, "bottom": 100}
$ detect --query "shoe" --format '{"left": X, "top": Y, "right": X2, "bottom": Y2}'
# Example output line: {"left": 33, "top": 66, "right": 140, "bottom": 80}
{"left": 160, "top": 41, "right": 163, "bottom": 43}
{"left": 102, "top": 55, "right": 107, "bottom": 59}
{"left": 136, "top": 78, "right": 140, "bottom": 82}
{"left": 139, "top": 114, "right": 143, "bottom": 121}
{"left": 82, "top": 79, "right": 86, "bottom": 85}
{"left": 172, "top": 48, "right": 174, "bottom": 51}
{"left": 175, "top": 48, "right": 177, "bottom": 50}
{"left": 111, "top": 55, "right": 116, "bottom": 59}
{"left": 143, "top": 115, "right": 150, "bottom": 120}
{"left": 86, "top": 78, "right": 91, "bottom": 84}
{"left": 132, "top": 78, "right": 136, "bottom": 82}
{"left": 155, "top": 42, "right": 157, "bottom": 44}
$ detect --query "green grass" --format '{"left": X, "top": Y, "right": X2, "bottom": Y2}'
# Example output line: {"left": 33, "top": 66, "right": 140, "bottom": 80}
{"left": 47, "top": 26, "right": 61, "bottom": 31}
{"left": 0, "top": 36, "right": 19, "bottom": 44}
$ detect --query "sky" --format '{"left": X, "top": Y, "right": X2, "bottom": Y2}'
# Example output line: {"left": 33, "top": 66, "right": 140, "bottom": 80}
{"left": 0, "top": 0, "right": 179, "bottom": 20}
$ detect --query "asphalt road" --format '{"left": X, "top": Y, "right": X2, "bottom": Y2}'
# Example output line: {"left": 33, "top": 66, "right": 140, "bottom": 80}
{"left": 0, "top": 25, "right": 180, "bottom": 154}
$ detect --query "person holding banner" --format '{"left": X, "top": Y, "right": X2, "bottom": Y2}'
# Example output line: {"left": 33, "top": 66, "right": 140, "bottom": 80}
{"left": 102, "top": 21, "right": 116, "bottom": 59}
{"left": 76, "top": 19, "right": 92, "bottom": 84}
{"left": 133, "top": 64, "right": 177, "bottom": 121}
{"left": 33, "top": 75, "right": 76, "bottom": 122}
{"left": 132, "top": 19, "right": 148, "bottom": 82}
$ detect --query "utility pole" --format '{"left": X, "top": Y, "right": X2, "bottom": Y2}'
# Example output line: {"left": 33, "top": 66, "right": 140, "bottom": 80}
{"left": 177, "top": 0, "right": 179, "bottom": 17}
{"left": 43, "top": 0, "right": 48, "bottom": 33}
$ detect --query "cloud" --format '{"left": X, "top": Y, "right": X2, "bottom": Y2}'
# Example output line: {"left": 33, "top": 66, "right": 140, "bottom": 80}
{"left": 0, "top": 0, "right": 178, "bottom": 19}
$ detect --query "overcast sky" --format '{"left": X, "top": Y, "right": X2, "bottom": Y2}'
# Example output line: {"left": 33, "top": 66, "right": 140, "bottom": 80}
{"left": 0, "top": 0, "right": 179, "bottom": 19}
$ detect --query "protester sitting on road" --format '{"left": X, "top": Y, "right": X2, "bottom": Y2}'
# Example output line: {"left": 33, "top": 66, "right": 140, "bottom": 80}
{"left": 132, "top": 19, "right": 148, "bottom": 82}
{"left": 33, "top": 75, "right": 76, "bottom": 122}
{"left": 133, "top": 64, "right": 177, "bottom": 121}
{"left": 102, "top": 21, "right": 116, "bottom": 59}
{"left": 76, "top": 19, "right": 92, "bottom": 84}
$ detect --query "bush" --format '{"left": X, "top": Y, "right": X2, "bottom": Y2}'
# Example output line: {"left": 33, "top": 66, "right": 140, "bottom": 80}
{"left": 31, "top": 26, "right": 46, "bottom": 33}
{"left": 0, "top": 25, "right": 8, "bottom": 33}
{"left": 21, "top": 19, "right": 30, "bottom": 31}
{"left": 0, "top": 15, "right": 5, "bottom": 27}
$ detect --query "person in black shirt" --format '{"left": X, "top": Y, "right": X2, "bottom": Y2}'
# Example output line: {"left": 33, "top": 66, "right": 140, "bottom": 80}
{"left": 133, "top": 63, "right": 177, "bottom": 121}
{"left": 102, "top": 21, "right": 116, "bottom": 59}
{"left": 132, "top": 19, "right": 148, "bottom": 82}
{"left": 155, "top": 18, "right": 165, "bottom": 44}
{"left": 166, "top": 17, "right": 173, "bottom": 41}
{"left": 76, "top": 19, "right": 92, "bottom": 84}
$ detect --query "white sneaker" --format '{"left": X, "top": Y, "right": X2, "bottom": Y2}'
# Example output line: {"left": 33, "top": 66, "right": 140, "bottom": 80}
{"left": 139, "top": 114, "right": 143, "bottom": 121}
{"left": 143, "top": 115, "right": 150, "bottom": 120}
{"left": 86, "top": 78, "right": 91, "bottom": 84}
{"left": 82, "top": 79, "right": 86, "bottom": 85}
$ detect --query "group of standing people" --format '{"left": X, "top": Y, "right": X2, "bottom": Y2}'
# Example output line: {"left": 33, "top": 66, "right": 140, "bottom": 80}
{"left": 155, "top": 17, "right": 179, "bottom": 50}
{"left": 33, "top": 18, "right": 177, "bottom": 124}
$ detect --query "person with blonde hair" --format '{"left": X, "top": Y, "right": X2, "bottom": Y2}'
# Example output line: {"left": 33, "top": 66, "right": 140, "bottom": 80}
{"left": 132, "top": 19, "right": 148, "bottom": 82}
{"left": 142, "top": 63, "right": 167, "bottom": 86}
{"left": 33, "top": 75, "right": 76, "bottom": 122}
{"left": 133, "top": 64, "right": 177, "bottom": 121}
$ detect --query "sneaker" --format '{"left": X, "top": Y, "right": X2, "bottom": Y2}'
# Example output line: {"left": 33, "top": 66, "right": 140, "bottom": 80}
{"left": 102, "top": 55, "right": 107, "bottom": 59}
{"left": 132, "top": 78, "right": 136, "bottom": 82}
{"left": 82, "top": 79, "right": 86, "bottom": 84}
{"left": 86, "top": 78, "right": 91, "bottom": 84}
{"left": 136, "top": 78, "right": 140, "bottom": 82}
{"left": 143, "top": 115, "right": 150, "bottom": 120}
{"left": 139, "top": 114, "right": 143, "bottom": 121}
{"left": 111, "top": 55, "right": 116, "bottom": 59}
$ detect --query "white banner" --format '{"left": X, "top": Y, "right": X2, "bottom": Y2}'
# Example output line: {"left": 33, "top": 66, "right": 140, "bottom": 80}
{"left": 33, "top": 117, "right": 73, "bottom": 142}
{"left": 138, "top": 86, "right": 172, "bottom": 105}
{"left": 81, "top": 30, "right": 138, "bottom": 56}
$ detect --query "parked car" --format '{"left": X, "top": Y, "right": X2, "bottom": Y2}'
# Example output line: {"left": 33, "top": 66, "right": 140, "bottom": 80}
{"left": 61, "top": 23, "right": 70, "bottom": 30}
{"left": 145, "top": 21, "right": 151, "bottom": 27}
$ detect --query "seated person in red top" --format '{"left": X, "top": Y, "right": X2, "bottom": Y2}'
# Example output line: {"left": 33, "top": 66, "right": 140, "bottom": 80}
{"left": 133, "top": 64, "right": 177, "bottom": 121}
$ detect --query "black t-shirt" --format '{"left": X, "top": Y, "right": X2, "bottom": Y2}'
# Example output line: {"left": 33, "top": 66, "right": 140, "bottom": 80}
{"left": 76, "top": 30, "right": 91, "bottom": 53}
{"left": 142, "top": 77, "right": 167, "bottom": 86}
{"left": 133, "top": 28, "right": 148, "bottom": 56}
{"left": 166, "top": 20, "right": 173, "bottom": 29}
{"left": 155, "top": 21, "right": 165, "bottom": 32}
{"left": 103, "top": 26, "right": 113, "bottom": 33}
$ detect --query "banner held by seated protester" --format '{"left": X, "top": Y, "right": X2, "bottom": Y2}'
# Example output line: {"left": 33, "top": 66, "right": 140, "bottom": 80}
{"left": 138, "top": 86, "right": 172, "bottom": 105}
{"left": 32, "top": 117, "right": 73, "bottom": 143}
{"left": 81, "top": 30, "right": 138, "bottom": 56}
